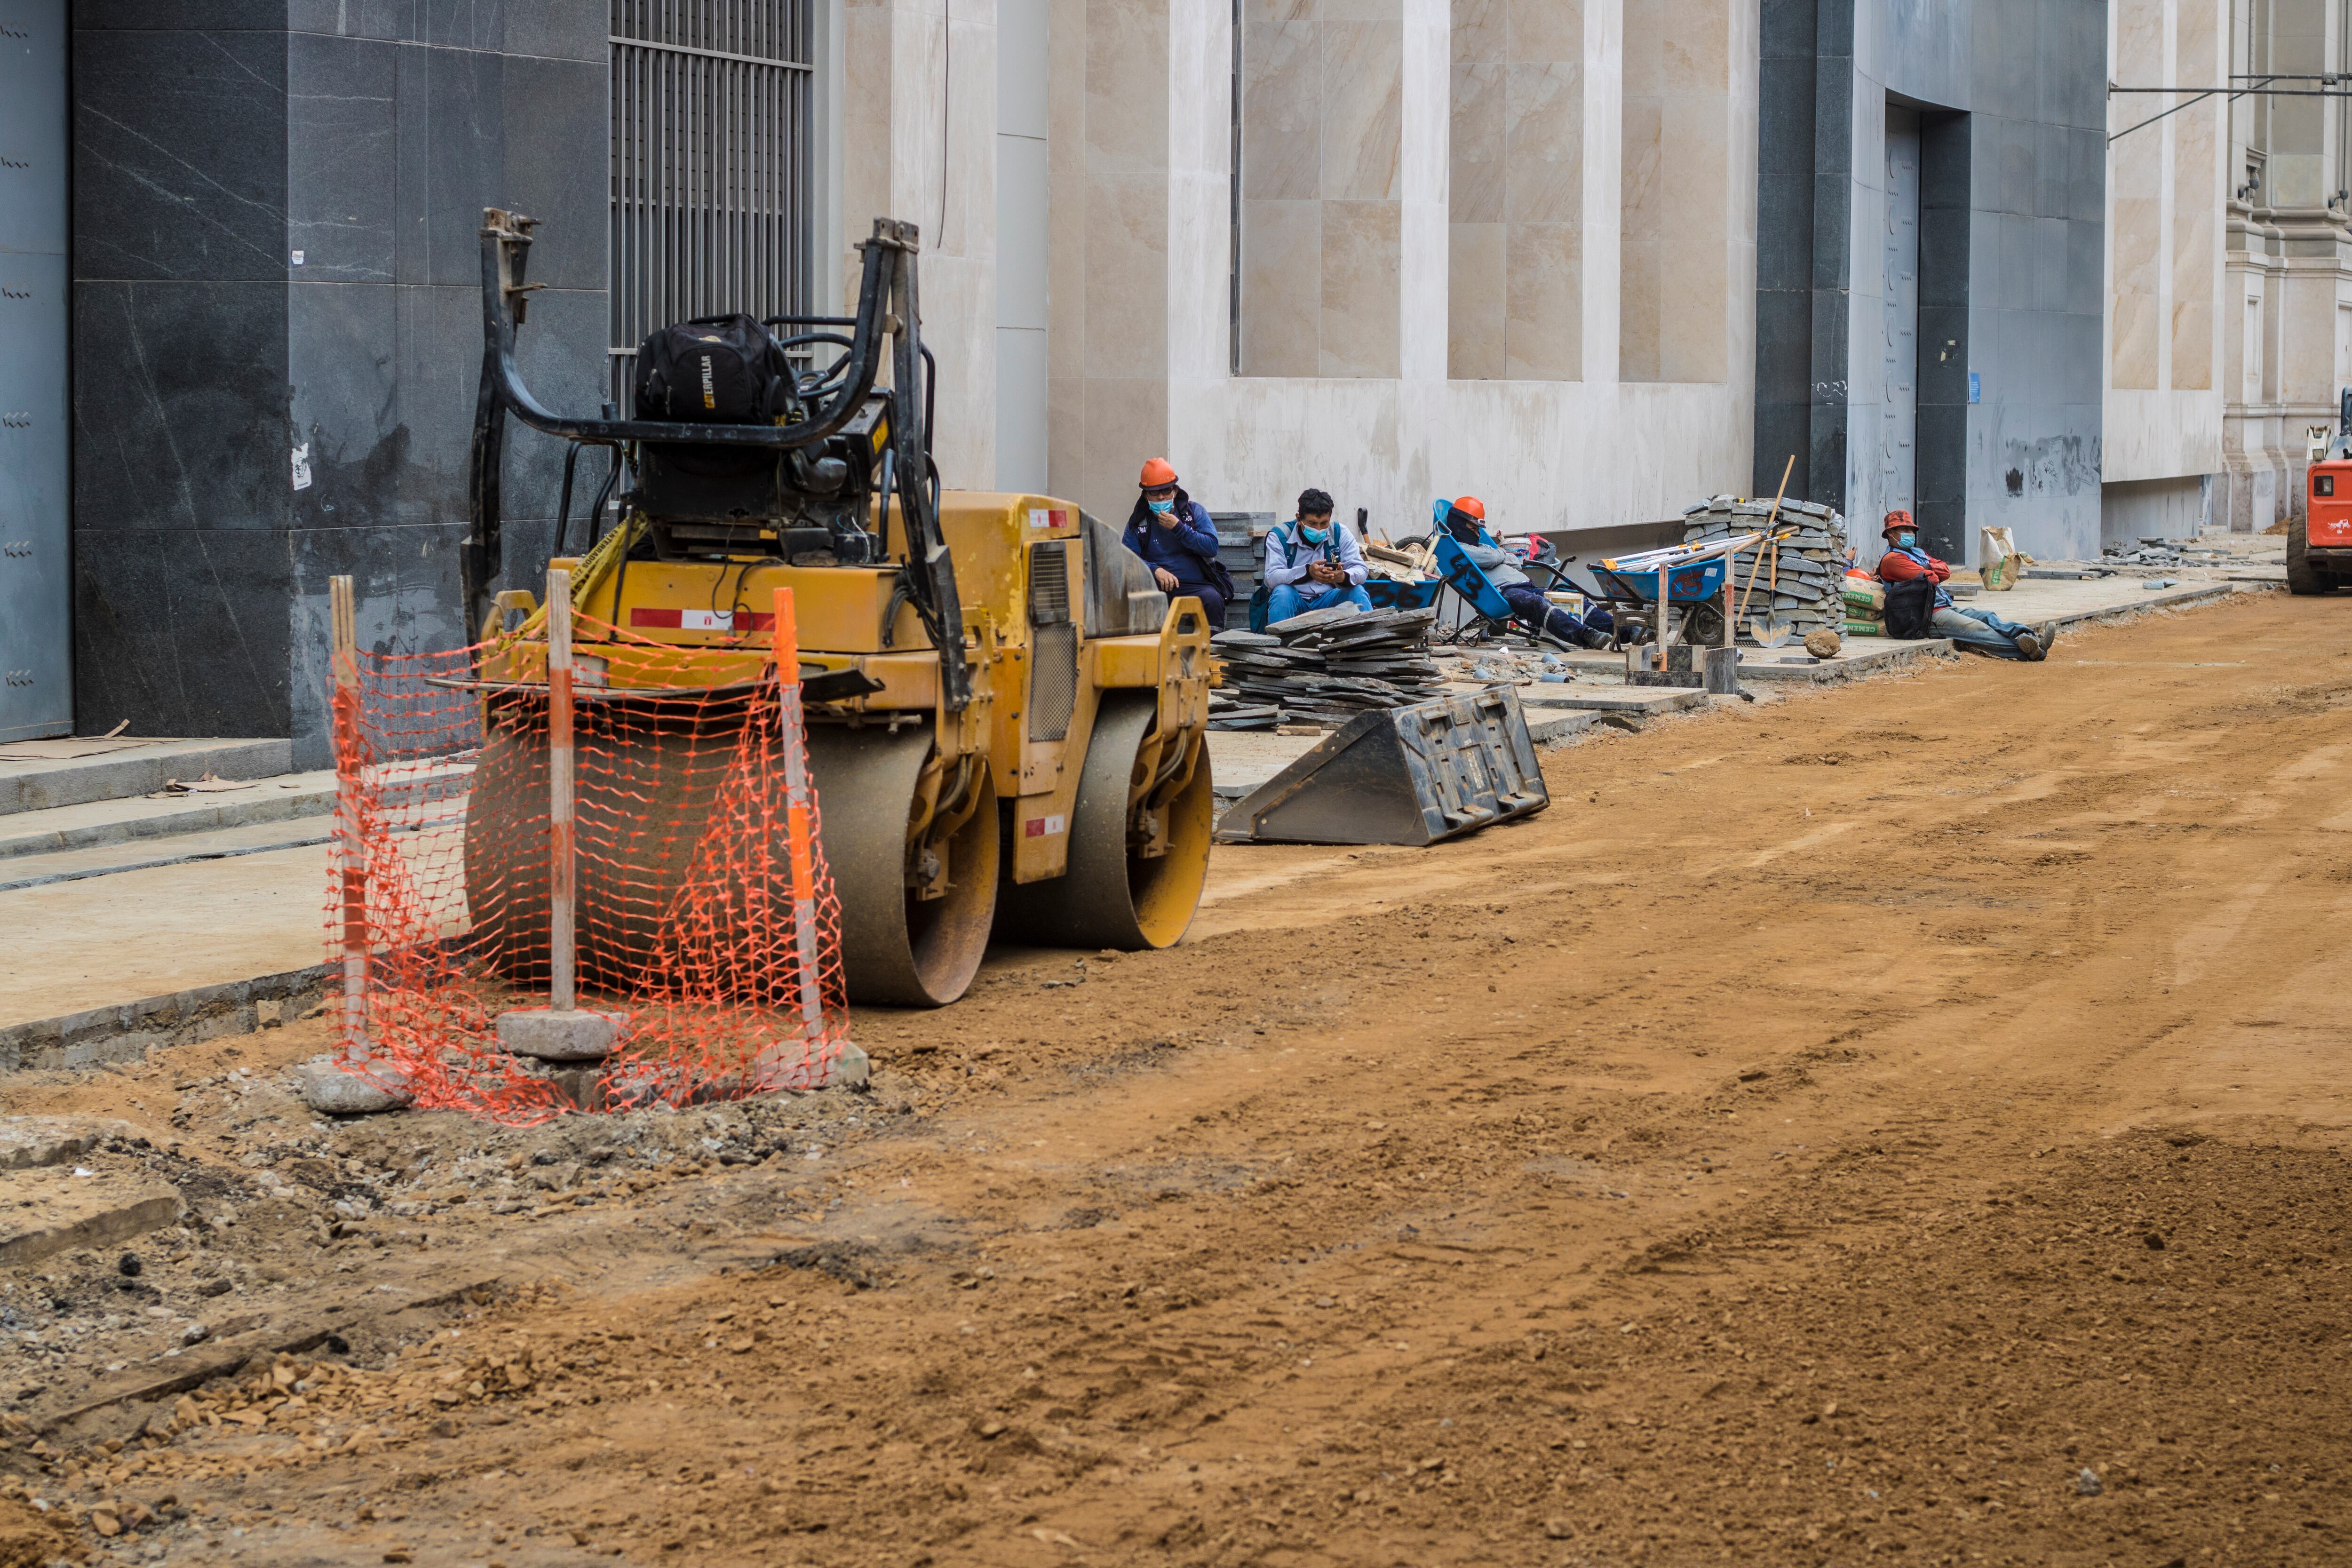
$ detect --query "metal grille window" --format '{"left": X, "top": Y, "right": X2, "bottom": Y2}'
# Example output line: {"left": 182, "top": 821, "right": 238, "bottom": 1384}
{"left": 610, "top": 0, "right": 815, "bottom": 408}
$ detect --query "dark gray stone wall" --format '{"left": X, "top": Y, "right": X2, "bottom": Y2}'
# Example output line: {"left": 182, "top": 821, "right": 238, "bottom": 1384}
{"left": 1750, "top": 0, "right": 2106, "bottom": 564}
{"left": 71, "top": 2, "right": 607, "bottom": 762}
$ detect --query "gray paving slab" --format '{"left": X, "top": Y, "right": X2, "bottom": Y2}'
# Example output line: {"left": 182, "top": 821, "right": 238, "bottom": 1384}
{"left": 0, "top": 770, "right": 337, "bottom": 860}
{"left": 0, "top": 738, "right": 293, "bottom": 816}
{"left": 0, "top": 815, "right": 342, "bottom": 892}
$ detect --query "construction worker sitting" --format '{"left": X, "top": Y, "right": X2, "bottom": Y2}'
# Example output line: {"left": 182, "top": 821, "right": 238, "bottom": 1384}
{"left": 1262, "top": 489, "right": 1375, "bottom": 623}
{"left": 1441, "top": 496, "right": 1614, "bottom": 649}
{"left": 1122, "top": 457, "right": 1233, "bottom": 627}
{"left": 1875, "top": 511, "right": 2056, "bottom": 661}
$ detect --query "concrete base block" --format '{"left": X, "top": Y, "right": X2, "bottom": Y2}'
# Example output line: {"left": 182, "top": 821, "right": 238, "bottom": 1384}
{"left": 299, "top": 1054, "right": 412, "bottom": 1115}
{"left": 497, "top": 1007, "right": 624, "bottom": 1062}
{"left": 1703, "top": 646, "right": 1742, "bottom": 694}
{"left": 754, "top": 1038, "right": 870, "bottom": 1093}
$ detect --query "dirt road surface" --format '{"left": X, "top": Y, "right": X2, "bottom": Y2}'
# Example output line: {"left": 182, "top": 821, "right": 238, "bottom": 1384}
{"left": 3, "top": 589, "right": 2346, "bottom": 1568}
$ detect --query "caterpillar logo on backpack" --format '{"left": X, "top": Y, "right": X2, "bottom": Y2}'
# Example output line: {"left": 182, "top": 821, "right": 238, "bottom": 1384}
{"left": 699, "top": 353, "right": 716, "bottom": 410}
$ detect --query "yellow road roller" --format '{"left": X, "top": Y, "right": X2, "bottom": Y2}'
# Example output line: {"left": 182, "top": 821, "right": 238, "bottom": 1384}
{"left": 459, "top": 210, "right": 1214, "bottom": 1006}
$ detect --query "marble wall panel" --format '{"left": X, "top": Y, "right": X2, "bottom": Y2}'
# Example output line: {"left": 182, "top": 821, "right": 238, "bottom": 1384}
{"left": 1453, "top": 0, "right": 1508, "bottom": 61}
{"left": 72, "top": 26, "right": 288, "bottom": 283}
{"left": 1322, "top": 22, "right": 1404, "bottom": 200}
{"left": 1448, "top": 221, "right": 1507, "bottom": 377}
{"left": 1242, "top": 199, "right": 1324, "bottom": 376}
{"left": 1450, "top": 61, "right": 1508, "bottom": 222}
{"left": 287, "top": 32, "right": 397, "bottom": 284}
{"left": 1320, "top": 200, "right": 1401, "bottom": 376}
{"left": 1505, "top": 221, "right": 1580, "bottom": 378}
{"left": 1619, "top": 0, "right": 1725, "bottom": 382}
{"left": 1504, "top": 61, "right": 1580, "bottom": 222}
{"left": 1508, "top": 0, "right": 1581, "bottom": 63}
{"left": 73, "top": 527, "right": 295, "bottom": 740}
{"left": 1084, "top": 171, "right": 1169, "bottom": 377}
{"left": 2168, "top": 0, "right": 2216, "bottom": 392}
{"left": 1244, "top": 21, "right": 1322, "bottom": 199}
{"left": 1238, "top": 0, "right": 1403, "bottom": 379}
{"left": 1449, "top": 0, "right": 1582, "bottom": 381}
{"left": 73, "top": 280, "right": 291, "bottom": 534}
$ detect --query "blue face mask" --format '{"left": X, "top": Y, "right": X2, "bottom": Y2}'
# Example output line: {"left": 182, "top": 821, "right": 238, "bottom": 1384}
{"left": 1148, "top": 498, "right": 1174, "bottom": 516}
{"left": 1894, "top": 531, "right": 1917, "bottom": 549}
{"left": 1300, "top": 524, "right": 1329, "bottom": 545}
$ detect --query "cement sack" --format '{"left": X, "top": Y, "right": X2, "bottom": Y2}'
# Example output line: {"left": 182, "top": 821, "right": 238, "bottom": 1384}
{"left": 1979, "top": 527, "right": 2021, "bottom": 591}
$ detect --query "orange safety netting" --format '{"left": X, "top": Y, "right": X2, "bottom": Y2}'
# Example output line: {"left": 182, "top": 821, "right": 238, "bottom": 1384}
{"left": 322, "top": 613, "right": 850, "bottom": 1125}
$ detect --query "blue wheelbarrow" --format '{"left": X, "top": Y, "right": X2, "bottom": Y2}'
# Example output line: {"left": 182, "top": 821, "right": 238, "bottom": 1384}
{"left": 1588, "top": 543, "right": 1756, "bottom": 646}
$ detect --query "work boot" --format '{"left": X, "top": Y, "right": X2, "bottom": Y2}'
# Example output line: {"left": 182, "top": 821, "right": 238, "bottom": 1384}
{"left": 1573, "top": 625, "right": 1613, "bottom": 651}
{"left": 2037, "top": 621, "right": 2059, "bottom": 655}
{"left": 2011, "top": 630, "right": 2043, "bottom": 661}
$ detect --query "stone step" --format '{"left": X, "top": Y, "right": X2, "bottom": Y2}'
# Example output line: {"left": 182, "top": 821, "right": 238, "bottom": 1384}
{"left": 0, "top": 770, "right": 338, "bottom": 861}
{"left": 0, "top": 738, "right": 294, "bottom": 816}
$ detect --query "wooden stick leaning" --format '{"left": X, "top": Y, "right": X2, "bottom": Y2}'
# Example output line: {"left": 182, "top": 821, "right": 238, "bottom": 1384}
{"left": 1733, "top": 455, "right": 1798, "bottom": 627}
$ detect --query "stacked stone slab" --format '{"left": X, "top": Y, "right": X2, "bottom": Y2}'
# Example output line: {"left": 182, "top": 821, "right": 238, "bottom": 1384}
{"left": 1681, "top": 496, "right": 1850, "bottom": 641}
{"left": 1207, "top": 606, "right": 1446, "bottom": 729}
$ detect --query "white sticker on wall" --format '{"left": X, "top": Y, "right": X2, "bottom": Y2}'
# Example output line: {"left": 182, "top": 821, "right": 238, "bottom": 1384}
{"left": 291, "top": 442, "right": 313, "bottom": 491}
{"left": 290, "top": 250, "right": 305, "bottom": 266}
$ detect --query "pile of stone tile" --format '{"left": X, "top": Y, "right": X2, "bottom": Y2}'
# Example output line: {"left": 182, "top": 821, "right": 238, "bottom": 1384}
{"left": 1681, "top": 495, "right": 1849, "bottom": 641}
{"left": 1207, "top": 605, "right": 1446, "bottom": 729}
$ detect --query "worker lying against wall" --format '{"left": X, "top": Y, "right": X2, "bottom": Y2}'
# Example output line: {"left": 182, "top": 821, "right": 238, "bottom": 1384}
{"left": 1261, "top": 489, "right": 1375, "bottom": 624}
{"left": 1441, "top": 496, "right": 1616, "bottom": 650}
{"left": 1875, "top": 511, "right": 2057, "bottom": 661}
{"left": 1123, "top": 457, "right": 1234, "bottom": 628}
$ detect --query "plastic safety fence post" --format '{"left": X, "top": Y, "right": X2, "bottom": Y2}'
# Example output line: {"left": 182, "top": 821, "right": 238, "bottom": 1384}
{"left": 772, "top": 587, "right": 826, "bottom": 1041}
{"left": 546, "top": 566, "right": 578, "bottom": 1014}
{"left": 329, "top": 575, "right": 368, "bottom": 1055}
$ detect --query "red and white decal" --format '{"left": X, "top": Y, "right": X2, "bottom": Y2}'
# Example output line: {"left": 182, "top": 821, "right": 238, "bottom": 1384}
{"left": 1026, "top": 508, "right": 1071, "bottom": 531}
{"left": 1022, "top": 814, "right": 1067, "bottom": 838}
{"left": 629, "top": 608, "right": 777, "bottom": 632}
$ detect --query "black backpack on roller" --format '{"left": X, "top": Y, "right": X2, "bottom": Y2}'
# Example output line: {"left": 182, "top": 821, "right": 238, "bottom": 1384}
{"left": 633, "top": 314, "right": 792, "bottom": 424}
{"left": 1882, "top": 575, "right": 1938, "bottom": 639}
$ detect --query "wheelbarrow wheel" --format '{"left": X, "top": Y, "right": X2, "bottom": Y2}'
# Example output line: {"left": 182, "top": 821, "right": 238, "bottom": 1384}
{"left": 1683, "top": 599, "right": 1727, "bottom": 646}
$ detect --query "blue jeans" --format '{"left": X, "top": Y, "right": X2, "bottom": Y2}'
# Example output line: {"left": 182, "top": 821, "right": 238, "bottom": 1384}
{"left": 1933, "top": 605, "right": 2032, "bottom": 660}
{"left": 1266, "top": 581, "right": 1374, "bottom": 622}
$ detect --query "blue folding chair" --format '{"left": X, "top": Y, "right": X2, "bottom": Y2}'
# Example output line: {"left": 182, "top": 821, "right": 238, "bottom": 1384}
{"left": 1428, "top": 500, "right": 1579, "bottom": 649}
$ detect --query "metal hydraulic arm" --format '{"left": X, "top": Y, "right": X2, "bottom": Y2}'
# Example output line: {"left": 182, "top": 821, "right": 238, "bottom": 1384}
{"left": 463, "top": 208, "right": 971, "bottom": 710}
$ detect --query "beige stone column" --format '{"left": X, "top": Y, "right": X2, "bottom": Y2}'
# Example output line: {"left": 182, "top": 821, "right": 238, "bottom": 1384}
{"left": 1047, "top": 0, "right": 1171, "bottom": 520}
{"left": 1582, "top": 0, "right": 1622, "bottom": 384}
{"left": 841, "top": 0, "right": 1000, "bottom": 489}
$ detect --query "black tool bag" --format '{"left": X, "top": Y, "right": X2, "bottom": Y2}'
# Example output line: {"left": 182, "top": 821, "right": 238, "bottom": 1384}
{"left": 633, "top": 314, "right": 792, "bottom": 424}
{"left": 1882, "top": 575, "right": 1938, "bottom": 639}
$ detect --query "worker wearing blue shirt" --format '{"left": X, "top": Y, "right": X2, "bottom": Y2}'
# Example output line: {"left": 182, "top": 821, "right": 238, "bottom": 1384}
{"left": 1263, "top": 489, "right": 1374, "bottom": 624}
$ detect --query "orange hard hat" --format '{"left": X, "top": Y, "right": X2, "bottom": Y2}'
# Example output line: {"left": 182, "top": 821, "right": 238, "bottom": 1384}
{"left": 1452, "top": 495, "right": 1486, "bottom": 521}
{"left": 1139, "top": 457, "right": 1178, "bottom": 488}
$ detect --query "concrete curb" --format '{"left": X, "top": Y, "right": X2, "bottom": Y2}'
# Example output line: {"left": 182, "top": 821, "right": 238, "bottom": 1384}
{"left": 0, "top": 964, "right": 332, "bottom": 1073}
{"left": 0, "top": 786, "right": 337, "bottom": 860}
{"left": 0, "top": 739, "right": 293, "bottom": 816}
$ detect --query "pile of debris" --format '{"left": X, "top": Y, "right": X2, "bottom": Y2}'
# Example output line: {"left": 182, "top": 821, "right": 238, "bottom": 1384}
{"left": 1682, "top": 495, "right": 1850, "bottom": 641}
{"left": 1208, "top": 605, "right": 1446, "bottom": 729}
{"left": 2101, "top": 540, "right": 2219, "bottom": 570}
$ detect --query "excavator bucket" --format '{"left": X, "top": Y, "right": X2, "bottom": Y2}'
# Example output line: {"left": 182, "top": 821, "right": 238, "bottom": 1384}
{"left": 1214, "top": 686, "right": 1549, "bottom": 846}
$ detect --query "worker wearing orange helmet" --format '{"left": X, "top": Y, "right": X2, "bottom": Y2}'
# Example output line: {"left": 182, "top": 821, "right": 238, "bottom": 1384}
{"left": 1876, "top": 510, "right": 2054, "bottom": 660}
{"left": 1121, "top": 457, "right": 1234, "bottom": 627}
{"left": 1438, "top": 495, "right": 1615, "bottom": 649}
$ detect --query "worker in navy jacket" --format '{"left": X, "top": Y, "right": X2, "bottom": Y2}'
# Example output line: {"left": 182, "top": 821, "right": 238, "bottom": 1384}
{"left": 1122, "top": 456, "right": 1231, "bottom": 627}
{"left": 1876, "top": 511, "right": 2055, "bottom": 661}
